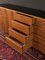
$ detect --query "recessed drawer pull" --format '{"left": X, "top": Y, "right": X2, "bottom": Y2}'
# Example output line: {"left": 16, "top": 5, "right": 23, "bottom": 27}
{"left": 12, "top": 28, "right": 27, "bottom": 36}
{"left": 16, "top": 12, "right": 32, "bottom": 18}
{"left": 15, "top": 20, "right": 30, "bottom": 26}
{"left": 8, "top": 28, "right": 28, "bottom": 44}
{"left": 13, "top": 12, "right": 33, "bottom": 25}
{"left": 10, "top": 20, "right": 33, "bottom": 35}
{"left": 5, "top": 36, "right": 24, "bottom": 54}
{"left": 5, "top": 35, "right": 32, "bottom": 54}
{"left": 9, "top": 36, "right": 24, "bottom": 45}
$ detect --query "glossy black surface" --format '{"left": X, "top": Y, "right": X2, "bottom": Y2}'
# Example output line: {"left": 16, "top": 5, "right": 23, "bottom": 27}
{"left": 0, "top": 3, "right": 45, "bottom": 18}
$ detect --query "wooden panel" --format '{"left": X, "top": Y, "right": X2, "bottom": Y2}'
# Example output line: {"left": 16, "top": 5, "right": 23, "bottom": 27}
{"left": 34, "top": 25, "right": 45, "bottom": 33}
{"left": 5, "top": 35, "right": 32, "bottom": 54}
{"left": 0, "top": 7, "right": 9, "bottom": 33}
{"left": 23, "top": 35, "right": 33, "bottom": 52}
{"left": 5, "top": 8, "right": 14, "bottom": 20}
{"left": 13, "top": 11, "right": 33, "bottom": 25}
{"left": 8, "top": 28, "right": 27, "bottom": 44}
{"left": 1, "top": 8, "right": 8, "bottom": 33}
{"left": 35, "top": 18, "right": 45, "bottom": 25}
{"left": 5, "top": 8, "right": 13, "bottom": 33}
{"left": 0, "top": 8, "right": 3, "bottom": 31}
{"left": 5, "top": 36, "right": 23, "bottom": 54}
{"left": 33, "top": 41, "right": 45, "bottom": 54}
{"left": 33, "top": 34, "right": 45, "bottom": 46}
{"left": 35, "top": 18, "right": 45, "bottom": 28}
{"left": 10, "top": 20, "right": 33, "bottom": 35}
{"left": 0, "top": 7, "right": 6, "bottom": 32}
{"left": 34, "top": 25, "right": 45, "bottom": 37}
{"left": 0, "top": 7, "right": 15, "bottom": 33}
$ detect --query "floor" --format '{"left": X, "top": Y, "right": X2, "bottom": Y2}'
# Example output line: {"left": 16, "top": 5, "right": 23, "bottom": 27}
{"left": 0, "top": 32, "right": 45, "bottom": 60}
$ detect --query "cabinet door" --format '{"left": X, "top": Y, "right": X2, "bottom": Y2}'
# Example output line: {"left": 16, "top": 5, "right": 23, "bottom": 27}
{"left": 1, "top": 7, "right": 8, "bottom": 33}
{"left": 0, "top": 7, "right": 13, "bottom": 33}
{"left": 13, "top": 11, "right": 33, "bottom": 25}
{"left": 5, "top": 8, "right": 14, "bottom": 32}
{"left": 0, "top": 7, "right": 4, "bottom": 31}
{"left": 35, "top": 18, "right": 45, "bottom": 28}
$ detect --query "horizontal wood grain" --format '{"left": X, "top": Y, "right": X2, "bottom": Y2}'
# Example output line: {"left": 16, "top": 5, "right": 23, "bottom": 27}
{"left": 5, "top": 35, "right": 32, "bottom": 54}
{"left": 4, "top": 8, "right": 14, "bottom": 20}
{"left": 5, "top": 36, "right": 24, "bottom": 54}
{"left": 13, "top": 11, "right": 33, "bottom": 25}
{"left": 34, "top": 25, "right": 45, "bottom": 38}
{"left": 0, "top": 7, "right": 8, "bottom": 32}
{"left": 35, "top": 18, "right": 45, "bottom": 28}
{"left": 33, "top": 34, "right": 45, "bottom": 46}
{"left": 0, "top": 9, "right": 3, "bottom": 31}
{"left": 9, "top": 20, "right": 33, "bottom": 35}
{"left": 8, "top": 28, "right": 28, "bottom": 44}
{"left": 0, "top": 7, "right": 45, "bottom": 54}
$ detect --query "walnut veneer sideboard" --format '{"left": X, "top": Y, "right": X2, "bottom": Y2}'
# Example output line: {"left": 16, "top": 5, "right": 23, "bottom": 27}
{"left": 0, "top": 3, "right": 45, "bottom": 54}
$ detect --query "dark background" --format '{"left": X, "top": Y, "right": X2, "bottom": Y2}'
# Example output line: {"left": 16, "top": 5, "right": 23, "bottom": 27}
{"left": 0, "top": 0, "right": 45, "bottom": 11}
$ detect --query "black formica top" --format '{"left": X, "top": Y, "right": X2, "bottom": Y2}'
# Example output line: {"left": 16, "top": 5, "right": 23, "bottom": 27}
{"left": 0, "top": 3, "right": 45, "bottom": 19}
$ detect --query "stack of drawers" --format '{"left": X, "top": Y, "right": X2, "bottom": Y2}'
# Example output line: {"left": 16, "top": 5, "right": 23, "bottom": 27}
{"left": 33, "top": 18, "right": 45, "bottom": 54}
{"left": 5, "top": 11, "right": 33, "bottom": 54}
{"left": 0, "top": 7, "right": 45, "bottom": 55}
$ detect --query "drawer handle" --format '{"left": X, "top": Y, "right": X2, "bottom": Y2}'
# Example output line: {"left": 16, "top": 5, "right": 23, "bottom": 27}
{"left": 14, "top": 20, "right": 30, "bottom": 26}
{"left": 16, "top": 12, "right": 32, "bottom": 18}
{"left": 12, "top": 28, "right": 27, "bottom": 36}
{"left": 8, "top": 36, "right": 24, "bottom": 45}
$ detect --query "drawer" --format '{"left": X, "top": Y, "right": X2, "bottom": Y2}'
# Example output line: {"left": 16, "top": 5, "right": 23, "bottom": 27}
{"left": 33, "top": 41, "right": 45, "bottom": 54}
{"left": 8, "top": 28, "right": 28, "bottom": 44}
{"left": 5, "top": 36, "right": 24, "bottom": 54}
{"left": 10, "top": 20, "right": 33, "bottom": 35}
{"left": 5, "top": 35, "right": 32, "bottom": 54}
{"left": 13, "top": 11, "right": 33, "bottom": 25}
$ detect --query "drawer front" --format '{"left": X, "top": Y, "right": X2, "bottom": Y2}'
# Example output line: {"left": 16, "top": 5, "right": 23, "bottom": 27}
{"left": 8, "top": 28, "right": 27, "bottom": 44}
{"left": 33, "top": 41, "right": 45, "bottom": 54}
{"left": 13, "top": 11, "right": 33, "bottom": 25}
{"left": 10, "top": 20, "right": 33, "bottom": 35}
{"left": 5, "top": 36, "right": 23, "bottom": 53}
{"left": 5, "top": 36, "right": 32, "bottom": 54}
